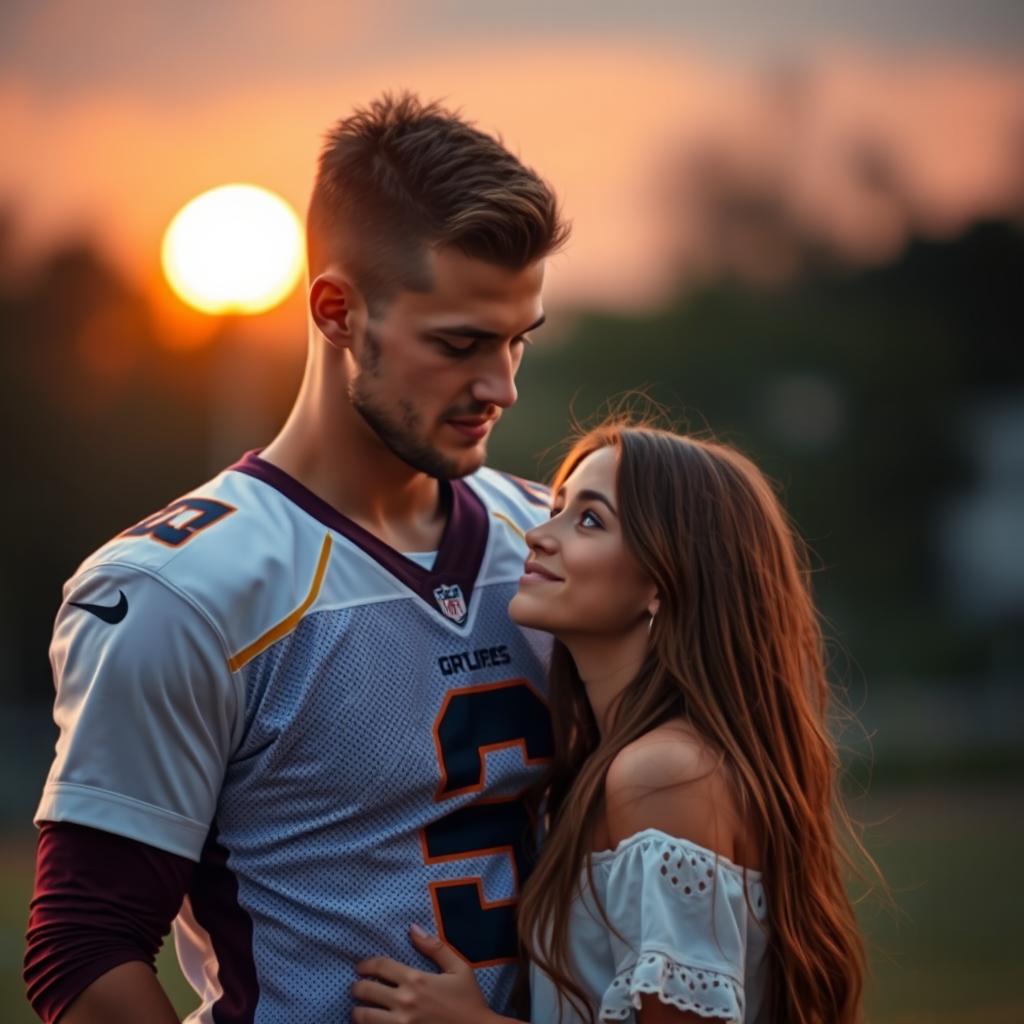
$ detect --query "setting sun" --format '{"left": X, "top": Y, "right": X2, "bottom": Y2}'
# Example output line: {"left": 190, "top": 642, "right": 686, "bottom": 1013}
{"left": 161, "top": 184, "right": 304, "bottom": 316}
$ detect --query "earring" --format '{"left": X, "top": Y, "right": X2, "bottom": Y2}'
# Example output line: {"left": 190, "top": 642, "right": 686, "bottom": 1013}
{"left": 648, "top": 612, "right": 655, "bottom": 635}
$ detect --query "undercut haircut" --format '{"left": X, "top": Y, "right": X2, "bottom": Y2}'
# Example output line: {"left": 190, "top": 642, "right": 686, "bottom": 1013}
{"left": 307, "top": 92, "right": 569, "bottom": 316}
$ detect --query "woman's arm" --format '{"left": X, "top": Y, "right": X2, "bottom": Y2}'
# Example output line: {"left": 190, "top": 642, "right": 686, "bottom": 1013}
{"left": 604, "top": 730, "right": 749, "bottom": 1024}
{"left": 636, "top": 993, "right": 711, "bottom": 1024}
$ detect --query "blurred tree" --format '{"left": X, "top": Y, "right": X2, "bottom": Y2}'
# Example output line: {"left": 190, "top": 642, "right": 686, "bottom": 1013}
{"left": 1, "top": 237, "right": 212, "bottom": 701}
{"left": 493, "top": 220, "right": 1024, "bottom": 680}
{"left": 3, "top": 216, "right": 1021, "bottom": 701}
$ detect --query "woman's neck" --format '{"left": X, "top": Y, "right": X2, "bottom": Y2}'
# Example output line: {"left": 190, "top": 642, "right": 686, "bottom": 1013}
{"left": 561, "top": 624, "right": 649, "bottom": 738}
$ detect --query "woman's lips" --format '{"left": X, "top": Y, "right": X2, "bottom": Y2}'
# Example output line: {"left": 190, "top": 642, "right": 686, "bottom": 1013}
{"left": 520, "top": 561, "right": 563, "bottom": 584}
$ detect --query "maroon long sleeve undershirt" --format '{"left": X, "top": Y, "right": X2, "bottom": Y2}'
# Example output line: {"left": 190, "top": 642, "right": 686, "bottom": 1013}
{"left": 24, "top": 821, "right": 196, "bottom": 1023}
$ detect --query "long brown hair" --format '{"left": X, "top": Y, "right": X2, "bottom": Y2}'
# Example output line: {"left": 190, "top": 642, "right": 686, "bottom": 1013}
{"left": 517, "top": 420, "right": 873, "bottom": 1024}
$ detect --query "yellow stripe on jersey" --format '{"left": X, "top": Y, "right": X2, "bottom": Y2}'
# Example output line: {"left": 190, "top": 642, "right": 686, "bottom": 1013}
{"left": 492, "top": 511, "right": 527, "bottom": 542}
{"left": 228, "top": 533, "right": 333, "bottom": 672}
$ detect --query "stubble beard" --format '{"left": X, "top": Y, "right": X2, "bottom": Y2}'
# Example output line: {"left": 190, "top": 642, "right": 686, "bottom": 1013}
{"left": 349, "top": 325, "right": 477, "bottom": 480}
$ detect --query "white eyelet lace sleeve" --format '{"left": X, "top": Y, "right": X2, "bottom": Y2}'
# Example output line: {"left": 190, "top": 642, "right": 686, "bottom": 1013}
{"left": 596, "top": 831, "right": 765, "bottom": 1023}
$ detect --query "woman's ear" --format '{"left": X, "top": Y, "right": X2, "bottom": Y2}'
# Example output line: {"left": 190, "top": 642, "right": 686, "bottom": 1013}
{"left": 647, "top": 594, "right": 660, "bottom": 619}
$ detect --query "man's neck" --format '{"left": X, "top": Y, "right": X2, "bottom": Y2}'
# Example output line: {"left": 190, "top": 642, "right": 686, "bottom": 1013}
{"left": 260, "top": 370, "right": 447, "bottom": 553}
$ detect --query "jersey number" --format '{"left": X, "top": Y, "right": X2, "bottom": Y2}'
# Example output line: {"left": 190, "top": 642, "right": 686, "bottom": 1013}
{"left": 421, "top": 680, "right": 553, "bottom": 966}
{"left": 123, "top": 497, "right": 235, "bottom": 547}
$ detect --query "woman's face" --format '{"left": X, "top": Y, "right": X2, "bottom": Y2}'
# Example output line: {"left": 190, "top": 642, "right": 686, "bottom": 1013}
{"left": 509, "top": 445, "right": 657, "bottom": 638}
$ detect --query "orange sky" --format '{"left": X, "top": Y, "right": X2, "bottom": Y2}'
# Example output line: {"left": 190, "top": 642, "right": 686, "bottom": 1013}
{"left": 1, "top": 29, "right": 1022, "bottom": 346}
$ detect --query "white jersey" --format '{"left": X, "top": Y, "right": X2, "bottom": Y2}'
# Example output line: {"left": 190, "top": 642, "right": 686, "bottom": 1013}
{"left": 36, "top": 451, "right": 554, "bottom": 1022}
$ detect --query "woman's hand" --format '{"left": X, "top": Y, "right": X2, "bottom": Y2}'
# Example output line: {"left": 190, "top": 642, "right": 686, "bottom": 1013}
{"left": 352, "top": 924, "right": 510, "bottom": 1024}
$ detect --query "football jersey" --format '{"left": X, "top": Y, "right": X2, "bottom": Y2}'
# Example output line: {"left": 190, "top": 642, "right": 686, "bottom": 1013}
{"left": 35, "top": 451, "right": 554, "bottom": 1022}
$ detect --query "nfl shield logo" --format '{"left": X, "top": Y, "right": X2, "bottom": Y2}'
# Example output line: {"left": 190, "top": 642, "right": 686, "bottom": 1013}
{"left": 433, "top": 583, "right": 468, "bottom": 624}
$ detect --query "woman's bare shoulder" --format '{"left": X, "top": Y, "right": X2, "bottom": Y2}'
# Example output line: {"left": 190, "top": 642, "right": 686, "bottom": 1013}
{"left": 603, "top": 721, "right": 742, "bottom": 858}
{"left": 605, "top": 721, "right": 720, "bottom": 791}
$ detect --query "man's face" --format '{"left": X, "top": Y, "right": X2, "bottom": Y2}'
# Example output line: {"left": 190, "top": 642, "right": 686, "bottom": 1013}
{"left": 348, "top": 246, "right": 546, "bottom": 479}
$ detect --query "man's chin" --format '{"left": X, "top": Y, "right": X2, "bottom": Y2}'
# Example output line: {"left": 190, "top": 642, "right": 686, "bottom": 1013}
{"left": 435, "top": 442, "right": 488, "bottom": 480}
{"left": 396, "top": 447, "right": 485, "bottom": 481}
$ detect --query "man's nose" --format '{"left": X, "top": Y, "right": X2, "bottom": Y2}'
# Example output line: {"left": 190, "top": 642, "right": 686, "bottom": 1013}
{"left": 471, "top": 347, "right": 518, "bottom": 409}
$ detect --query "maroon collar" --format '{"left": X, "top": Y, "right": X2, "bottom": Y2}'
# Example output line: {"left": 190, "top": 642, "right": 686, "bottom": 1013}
{"left": 229, "top": 451, "right": 489, "bottom": 624}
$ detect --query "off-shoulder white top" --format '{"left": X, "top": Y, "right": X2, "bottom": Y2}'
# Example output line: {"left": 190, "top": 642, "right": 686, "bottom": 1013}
{"left": 529, "top": 829, "right": 770, "bottom": 1022}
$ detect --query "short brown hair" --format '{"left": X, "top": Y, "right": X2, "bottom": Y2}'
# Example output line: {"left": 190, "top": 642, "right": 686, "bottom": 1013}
{"left": 307, "top": 91, "right": 569, "bottom": 315}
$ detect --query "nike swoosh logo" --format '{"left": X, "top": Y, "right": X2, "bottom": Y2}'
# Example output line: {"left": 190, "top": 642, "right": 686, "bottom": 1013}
{"left": 69, "top": 590, "right": 128, "bottom": 624}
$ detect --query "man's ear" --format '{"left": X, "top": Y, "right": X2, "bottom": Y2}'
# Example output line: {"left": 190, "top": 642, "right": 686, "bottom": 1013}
{"left": 309, "top": 271, "right": 364, "bottom": 350}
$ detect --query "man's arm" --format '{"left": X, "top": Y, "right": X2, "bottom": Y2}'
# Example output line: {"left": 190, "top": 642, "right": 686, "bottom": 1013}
{"left": 61, "top": 963, "right": 178, "bottom": 1024}
{"left": 25, "top": 822, "right": 195, "bottom": 1023}
{"left": 27, "top": 564, "right": 240, "bottom": 1021}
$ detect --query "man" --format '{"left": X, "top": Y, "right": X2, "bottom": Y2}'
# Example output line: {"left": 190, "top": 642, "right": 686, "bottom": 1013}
{"left": 25, "top": 92, "right": 569, "bottom": 1023}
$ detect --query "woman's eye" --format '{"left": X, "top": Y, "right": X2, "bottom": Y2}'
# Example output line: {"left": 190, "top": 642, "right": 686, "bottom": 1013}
{"left": 580, "top": 509, "right": 604, "bottom": 529}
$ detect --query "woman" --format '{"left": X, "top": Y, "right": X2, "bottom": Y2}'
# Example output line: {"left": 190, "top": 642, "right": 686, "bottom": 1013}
{"left": 353, "top": 421, "right": 872, "bottom": 1024}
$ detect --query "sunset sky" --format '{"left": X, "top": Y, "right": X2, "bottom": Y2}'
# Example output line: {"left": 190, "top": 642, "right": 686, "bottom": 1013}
{"left": 1, "top": 1, "right": 1022, "bottom": 344}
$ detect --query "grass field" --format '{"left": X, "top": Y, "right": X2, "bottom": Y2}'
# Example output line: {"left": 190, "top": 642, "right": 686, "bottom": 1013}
{"left": 2, "top": 782, "right": 1022, "bottom": 1022}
